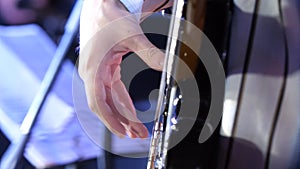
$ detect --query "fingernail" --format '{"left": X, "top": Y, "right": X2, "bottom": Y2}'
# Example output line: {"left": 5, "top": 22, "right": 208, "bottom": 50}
{"left": 127, "top": 132, "right": 134, "bottom": 138}
{"left": 140, "top": 137, "right": 148, "bottom": 140}
{"left": 130, "top": 133, "right": 137, "bottom": 138}
{"left": 116, "top": 133, "right": 125, "bottom": 139}
{"left": 126, "top": 129, "right": 138, "bottom": 139}
{"left": 138, "top": 132, "right": 148, "bottom": 139}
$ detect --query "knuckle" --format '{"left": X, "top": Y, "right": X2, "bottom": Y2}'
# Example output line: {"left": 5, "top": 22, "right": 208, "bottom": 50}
{"left": 147, "top": 47, "right": 158, "bottom": 58}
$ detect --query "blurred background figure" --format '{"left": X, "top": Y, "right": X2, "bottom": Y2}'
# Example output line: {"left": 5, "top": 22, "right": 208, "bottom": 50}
{"left": 0, "top": 0, "right": 49, "bottom": 25}
{"left": 0, "top": 0, "right": 105, "bottom": 168}
{"left": 0, "top": 0, "right": 75, "bottom": 41}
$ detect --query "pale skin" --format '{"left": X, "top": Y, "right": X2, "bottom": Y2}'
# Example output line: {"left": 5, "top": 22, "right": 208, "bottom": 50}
{"left": 79, "top": 0, "right": 172, "bottom": 138}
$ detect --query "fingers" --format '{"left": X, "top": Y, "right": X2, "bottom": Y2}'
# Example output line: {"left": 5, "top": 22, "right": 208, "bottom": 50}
{"left": 111, "top": 79, "right": 149, "bottom": 138}
{"left": 87, "top": 65, "right": 148, "bottom": 139}
{"left": 106, "top": 82, "right": 149, "bottom": 138}
{"left": 127, "top": 34, "right": 165, "bottom": 71}
{"left": 85, "top": 76, "right": 127, "bottom": 138}
{"left": 79, "top": 4, "right": 159, "bottom": 139}
{"left": 110, "top": 63, "right": 149, "bottom": 138}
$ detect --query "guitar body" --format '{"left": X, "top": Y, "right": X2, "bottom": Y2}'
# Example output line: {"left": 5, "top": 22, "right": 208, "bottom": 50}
{"left": 218, "top": 0, "right": 300, "bottom": 168}
{"left": 163, "top": 0, "right": 300, "bottom": 168}
{"left": 165, "top": 0, "right": 230, "bottom": 168}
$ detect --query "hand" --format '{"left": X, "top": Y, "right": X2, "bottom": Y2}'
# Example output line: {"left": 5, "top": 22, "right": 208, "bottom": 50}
{"left": 78, "top": 0, "right": 164, "bottom": 138}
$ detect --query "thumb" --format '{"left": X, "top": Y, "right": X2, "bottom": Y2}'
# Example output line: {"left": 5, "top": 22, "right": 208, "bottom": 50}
{"left": 127, "top": 34, "right": 165, "bottom": 71}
